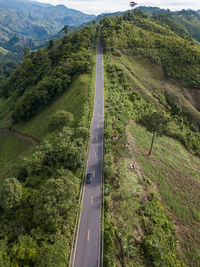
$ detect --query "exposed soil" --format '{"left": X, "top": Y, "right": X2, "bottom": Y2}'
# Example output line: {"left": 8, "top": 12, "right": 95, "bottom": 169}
{"left": 125, "top": 120, "right": 145, "bottom": 185}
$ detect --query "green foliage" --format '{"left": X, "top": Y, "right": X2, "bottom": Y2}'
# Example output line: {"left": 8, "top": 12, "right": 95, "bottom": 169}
{"left": 0, "top": 52, "right": 21, "bottom": 81}
{"left": 0, "top": 22, "right": 95, "bottom": 267}
{"left": 142, "top": 111, "right": 170, "bottom": 137}
{"left": 140, "top": 194, "right": 181, "bottom": 267}
{"left": 0, "top": 178, "right": 22, "bottom": 210}
{"left": 101, "top": 11, "right": 200, "bottom": 89}
{"left": 33, "top": 174, "right": 79, "bottom": 233}
{"left": 49, "top": 110, "right": 74, "bottom": 132}
{"left": 137, "top": 7, "right": 200, "bottom": 42}
{"left": 0, "top": 26, "right": 95, "bottom": 123}
{"left": 11, "top": 235, "right": 38, "bottom": 266}
{"left": 35, "top": 234, "right": 70, "bottom": 267}
{"left": 103, "top": 56, "right": 185, "bottom": 265}
{"left": 0, "top": 240, "right": 10, "bottom": 266}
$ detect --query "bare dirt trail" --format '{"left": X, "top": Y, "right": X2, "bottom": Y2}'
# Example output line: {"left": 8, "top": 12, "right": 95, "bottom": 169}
{"left": 125, "top": 120, "right": 144, "bottom": 184}
{"left": 0, "top": 128, "right": 40, "bottom": 146}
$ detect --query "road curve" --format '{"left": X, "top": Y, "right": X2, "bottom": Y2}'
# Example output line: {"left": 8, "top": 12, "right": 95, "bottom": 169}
{"left": 71, "top": 34, "right": 104, "bottom": 267}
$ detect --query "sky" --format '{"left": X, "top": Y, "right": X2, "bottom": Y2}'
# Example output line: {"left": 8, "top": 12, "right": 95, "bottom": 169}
{"left": 33, "top": 0, "right": 200, "bottom": 15}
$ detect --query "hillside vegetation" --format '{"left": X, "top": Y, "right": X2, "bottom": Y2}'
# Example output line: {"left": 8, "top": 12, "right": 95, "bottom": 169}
{"left": 101, "top": 11, "right": 200, "bottom": 266}
{"left": 0, "top": 25, "right": 96, "bottom": 266}
{"left": 138, "top": 7, "right": 200, "bottom": 42}
{"left": 101, "top": 10, "right": 200, "bottom": 89}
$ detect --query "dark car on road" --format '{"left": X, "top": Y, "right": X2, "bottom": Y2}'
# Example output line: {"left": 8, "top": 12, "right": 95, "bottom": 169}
{"left": 86, "top": 173, "right": 92, "bottom": 183}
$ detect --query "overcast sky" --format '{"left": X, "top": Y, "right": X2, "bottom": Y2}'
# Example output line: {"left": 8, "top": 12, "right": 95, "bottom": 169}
{"left": 34, "top": 0, "right": 200, "bottom": 15}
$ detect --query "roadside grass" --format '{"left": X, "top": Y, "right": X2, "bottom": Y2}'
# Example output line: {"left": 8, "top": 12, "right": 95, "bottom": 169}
{"left": 129, "top": 122, "right": 200, "bottom": 266}
{"left": 15, "top": 74, "right": 91, "bottom": 140}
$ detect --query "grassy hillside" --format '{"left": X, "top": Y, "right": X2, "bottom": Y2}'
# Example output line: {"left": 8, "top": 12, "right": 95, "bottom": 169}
{"left": 102, "top": 11, "right": 200, "bottom": 266}
{"left": 0, "top": 24, "right": 96, "bottom": 266}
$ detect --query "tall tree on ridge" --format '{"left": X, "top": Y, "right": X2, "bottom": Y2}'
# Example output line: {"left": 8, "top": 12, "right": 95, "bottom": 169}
{"left": 130, "top": 1, "right": 137, "bottom": 9}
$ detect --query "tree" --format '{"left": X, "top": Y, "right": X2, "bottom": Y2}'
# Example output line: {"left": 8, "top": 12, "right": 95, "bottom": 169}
{"left": 143, "top": 111, "right": 170, "bottom": 156}
{"left": 11, "top": 235, "right": 38, "bottom": 266}
{"left": 47, "top": 40, "right": 54, "bottom": 50}
{"left": 23, "top": 46, "right": 30, "bottom": 58}
{"left": 49, "top": 111, "right": 74, "bottom": 132}
{"left": 33, "top": 174, "right": 79, "bottom": 233}
{"left": 36, "top": 234, "right": 69, "bottom": 267}
{"left": 130, "top": 1, "right": 137, "bottom": 9}
{"left": 62, "top": 25, "right": 69, "bottom": 34}
{"left": 0, "top": 178, "right": 23, "bottom": 210}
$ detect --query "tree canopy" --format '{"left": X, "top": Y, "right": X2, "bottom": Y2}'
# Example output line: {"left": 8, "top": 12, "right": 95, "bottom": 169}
{"left": 0, "top": 178, "right": 23, "bottom": 211}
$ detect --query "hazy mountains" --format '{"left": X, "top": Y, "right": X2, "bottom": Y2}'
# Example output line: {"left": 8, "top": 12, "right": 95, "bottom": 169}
{"left": 0, "top": 0, "right": 95, "bottom": 51}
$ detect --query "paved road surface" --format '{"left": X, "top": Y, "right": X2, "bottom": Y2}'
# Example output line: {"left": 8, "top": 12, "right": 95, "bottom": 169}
{"left": 71, "top": 35, "right": 104, "bottom": 267}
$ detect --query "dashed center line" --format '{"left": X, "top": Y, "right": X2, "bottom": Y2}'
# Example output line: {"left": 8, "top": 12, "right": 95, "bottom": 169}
{"left": 93, "top": 170, "right": 95, "bottom": 177}
{"left": 91, "top": 196, "right": 93, "bottom": 204}
{"left": 95, "top": 151, "right": 97, "bottom": 157}
{"left": 88, "top": 230, "right": 90, "bottom": 241}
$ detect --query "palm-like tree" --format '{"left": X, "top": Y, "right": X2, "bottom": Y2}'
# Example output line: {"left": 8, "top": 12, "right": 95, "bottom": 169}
{"left": 130, "top": 1, "right": 137, "bottom": 9}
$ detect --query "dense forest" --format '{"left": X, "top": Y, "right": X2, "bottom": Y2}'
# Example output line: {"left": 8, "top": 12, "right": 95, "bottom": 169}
{"left": 0, "top": 52, "right": 22, "bottom": 81}
{"left": 0, "top": 25, "right": 96, "bottom": 266}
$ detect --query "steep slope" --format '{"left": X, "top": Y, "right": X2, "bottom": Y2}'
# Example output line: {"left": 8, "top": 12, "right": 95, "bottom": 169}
{"left": 0, "top": 25, "right": 96, "bottom": 266}
{"left": 101, "top": 11, "right": 200, "bottom": 266}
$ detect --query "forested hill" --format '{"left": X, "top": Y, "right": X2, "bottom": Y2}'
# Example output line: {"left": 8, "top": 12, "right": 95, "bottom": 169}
{"left": 0, "top": 26, "right": 95, "bottom": 124}
{"left": 138, "top": 7, "right": 200, "bottom": 41}
{"left": 0, "top": 24, "right": 96, "bottom": 266}
{"left": 101, "top": 10, "right": 200, "bottom": 90}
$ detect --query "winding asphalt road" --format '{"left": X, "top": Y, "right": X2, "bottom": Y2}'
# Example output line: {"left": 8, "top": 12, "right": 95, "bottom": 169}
{"left": 71, "top": 35, "right": 104, "bottom": 267}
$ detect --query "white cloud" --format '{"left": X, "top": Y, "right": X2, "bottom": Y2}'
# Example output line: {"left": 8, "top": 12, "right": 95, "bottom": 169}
{"left": 34, "top": 0, "right": 200, "bottom": 14}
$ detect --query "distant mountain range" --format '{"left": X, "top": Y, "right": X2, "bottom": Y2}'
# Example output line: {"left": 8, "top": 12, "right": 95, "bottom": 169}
{"left": 0, "top": 0, "right": 95, "bottom": 52}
